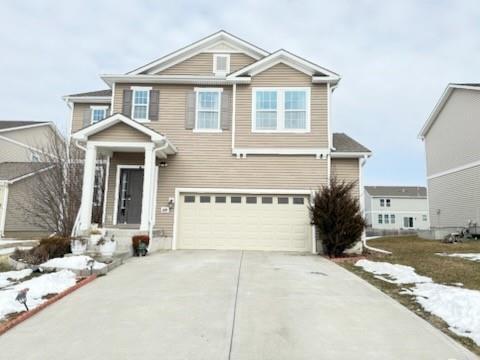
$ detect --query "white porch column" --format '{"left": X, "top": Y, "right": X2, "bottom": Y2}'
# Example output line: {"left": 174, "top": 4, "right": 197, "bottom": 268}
{"left": 80, "top": 143, "right": 97, "bottom": 231}
{"left": 140, "top": 143, "right": 155, "bottom": 230}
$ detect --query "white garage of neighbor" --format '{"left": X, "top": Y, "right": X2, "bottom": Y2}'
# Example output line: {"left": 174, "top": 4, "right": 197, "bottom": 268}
{"left": 174, "top": 189, "right": 313, "bottom": 252}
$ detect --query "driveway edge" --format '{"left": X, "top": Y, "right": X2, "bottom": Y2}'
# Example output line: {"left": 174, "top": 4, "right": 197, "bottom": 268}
{"left": 0, "top": 274, "right": 97, "bottom": 336}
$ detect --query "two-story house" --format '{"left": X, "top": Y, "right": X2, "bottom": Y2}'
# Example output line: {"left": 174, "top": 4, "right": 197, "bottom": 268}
{"left": 364, "top": 186, "right": 429, "bottom": 232}
{"left": 65, "top": 31, "right": 371, "bottom": 253}
{"left": 419, "top": 83, "right": 480, "bottom": 238}
{"left": 0, "top": 121, "right": 60, "bottom": 238}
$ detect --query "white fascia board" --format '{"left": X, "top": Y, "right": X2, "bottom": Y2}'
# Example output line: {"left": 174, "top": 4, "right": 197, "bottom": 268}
{"left": 331, "top": 151, "right": 372, "bottom": 158}
{"left": 0, "top": 122, "right": 52, "bottom": 134}
{"left": 71, "top": 114, "right": 164, "bottom": 143}
{"left": 101, "top": 74, "right": 250, "bottom": 87}
{"left": 63, "top": 96, "right": 112, "bottom": 104}
{"left": 228, "top": 50, "right": 340, "bottom": 80}
{"left": 233, "top": 147, "right": 329, "bottom": 157}
{"left": 127, "top": 31, "right": 269, "bottom": 75}
{"left": 418, "top": 84, "right": 480, "bottom": 139}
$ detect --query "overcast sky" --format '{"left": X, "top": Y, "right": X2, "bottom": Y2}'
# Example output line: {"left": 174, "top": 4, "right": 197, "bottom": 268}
{"left": 1, "top": 1, "right": 479, "bottom": 186}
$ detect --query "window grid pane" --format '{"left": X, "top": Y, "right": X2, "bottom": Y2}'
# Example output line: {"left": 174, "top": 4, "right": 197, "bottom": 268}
{"left": 285, "top": 91, "right": 306, "bottom": 110}
{"left": 256, "top": 111, "right": 277, "bottom": 130}
{"left": 134, "top": 90, "right": 148, "bottom": 105}
{"left": 198, "top": 92, "right": 219, "bottom": 110}
{"left": 92, "top": 109, "right": 106, "bottom": 122}
{"left": 285, "top": 111, "right": 306, "bottom": 129}
{"left": 133, "top": 105, "right": 147, "bottom": 120}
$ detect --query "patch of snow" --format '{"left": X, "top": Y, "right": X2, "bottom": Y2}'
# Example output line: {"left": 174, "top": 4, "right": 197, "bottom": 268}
{"left": 0, "top": 246, "right": 32, "bottom": 256}
{"left": 355, "top": 259, "right": 480, "bottom": 346}
{"left": 40, "top": 256, "right": 106, "bottom": 270}
{"left": 412, "top": 283, "right": 480, "bottom": 345}
{"left": 0, "top": 240, "right": 31, "bottom": 245}
{"left": 0, "top": 269, "right": 33, "bottom": 288}
{"left": 355, "top": 259, "right": 433, "bottom": 284}
{"left": 0, "top": 270, "right": 76, "bottom": 320}
{"left": 437, "top": 252, "right": 480, "bottom": 262}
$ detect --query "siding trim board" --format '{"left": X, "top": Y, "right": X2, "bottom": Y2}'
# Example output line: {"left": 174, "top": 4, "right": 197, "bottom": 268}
{"left": 427, "top": 158, "right": 480, "bottom": 180}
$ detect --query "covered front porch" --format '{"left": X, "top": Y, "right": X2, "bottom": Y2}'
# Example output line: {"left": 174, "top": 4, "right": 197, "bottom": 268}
{"left": 71, "top": 114, "right": 177, "bottom": 237}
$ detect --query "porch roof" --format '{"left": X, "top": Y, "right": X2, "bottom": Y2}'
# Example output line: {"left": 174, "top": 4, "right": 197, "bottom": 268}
{"left": 71, "top": 113, "right": 177, "bottom": 155}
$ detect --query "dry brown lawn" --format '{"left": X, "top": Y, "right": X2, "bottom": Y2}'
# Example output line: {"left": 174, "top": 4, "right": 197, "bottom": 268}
{"left": 340, "top": 236, "right": 480, "bottom": 355}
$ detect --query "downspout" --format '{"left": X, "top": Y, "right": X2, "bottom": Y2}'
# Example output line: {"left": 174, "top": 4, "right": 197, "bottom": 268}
{"left": 231, "top": 83, "right": 237, "bottom": 151}
{"left": 148, "top": 140, "right": 170, "bottom": 252}
{"left": 0, "top": 181, "right": 10, "bottom": 238}
{"left": 358, "top": 155, "right": 391, "bottom": 255}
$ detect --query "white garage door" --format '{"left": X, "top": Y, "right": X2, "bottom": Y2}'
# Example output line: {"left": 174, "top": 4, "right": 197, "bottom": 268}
{"left": 176, "top": 193, "right": 312, "bottom": 252}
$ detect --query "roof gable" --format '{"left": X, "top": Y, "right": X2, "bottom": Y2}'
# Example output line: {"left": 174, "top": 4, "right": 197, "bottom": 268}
{"left": 419, "top": 83, "right": 480, "bottom": 138}
{"left": 71, "top": 113, "right": 164, "bottom": 143}
{"left": 228, "top": 49, "right": 340, "bottom": 83}
{"left": 128, "top": 30, "right": 269, "bottom": 76}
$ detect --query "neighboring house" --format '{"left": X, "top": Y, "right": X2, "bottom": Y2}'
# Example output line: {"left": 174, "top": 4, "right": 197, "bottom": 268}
{"left": 419, "top": 83, "right": 480, "bottom": 238}
{"left": 0, "top": 163, "right": 51, "bottom": 238}
{"left": 0, "top": 121, "right": 59, "bottom": 162}
{"left": 364, "top": 186, "right": 429, "bottom": 231}
{"left": 65, "top": 30, "right": 371, "bottom": 253}
{"left": 0, "top": 121, "right": 62, "bottom": 239}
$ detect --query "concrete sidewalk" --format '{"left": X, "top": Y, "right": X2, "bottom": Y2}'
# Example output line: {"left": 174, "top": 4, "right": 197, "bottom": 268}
{"left": 0, "top": 251, "right": 476, "bottom": 359}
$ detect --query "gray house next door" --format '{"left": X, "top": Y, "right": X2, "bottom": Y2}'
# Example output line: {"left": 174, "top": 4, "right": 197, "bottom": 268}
{"left": 117, "top": 168, "right": 144, "bottom": 224}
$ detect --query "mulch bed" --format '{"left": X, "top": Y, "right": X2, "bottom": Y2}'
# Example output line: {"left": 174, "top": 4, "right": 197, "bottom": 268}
{"left": 0, "top": 274, "right": 97, "bottom": 336}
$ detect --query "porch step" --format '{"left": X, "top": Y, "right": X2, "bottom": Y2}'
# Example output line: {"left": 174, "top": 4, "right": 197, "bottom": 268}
{"left": 103, "top": 229, "right": 148, "bottom": 255}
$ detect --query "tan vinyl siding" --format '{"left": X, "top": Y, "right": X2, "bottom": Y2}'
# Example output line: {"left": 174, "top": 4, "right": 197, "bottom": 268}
{"left": 0, "top": 139, "right": 31, "bottom": 162}
{"left": 89, "top": 122, "right": 151, "bottom": 142}
{"left": 331, "top": 158, "right": 360, "bottom": 198}
{"left": 102, "top": 151, "right": 328, "bottom": 236}
{"left": 2, "top": 125, "right": 56, "bottom": 150}
{"left": 4, "top": 176, "right": 47, "bottom": 234}
{"left": 71, "top": 102, "right": 110, "bottom": 134}
{"left": 158, "top": 52, "right": 256, "bottom": 76}
{"left": 424, "top": 89, "right": 480, "bottom": 175}
{"left": 427, "top": 165, "right": 480, "bottom": 228}
{"left": 235, "top": 63, "right": 328, "bottom": 148}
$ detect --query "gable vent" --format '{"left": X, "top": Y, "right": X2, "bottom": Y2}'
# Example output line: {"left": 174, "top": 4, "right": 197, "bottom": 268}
{"left": 213, "top": 54, "right": 230, "bottom": 76}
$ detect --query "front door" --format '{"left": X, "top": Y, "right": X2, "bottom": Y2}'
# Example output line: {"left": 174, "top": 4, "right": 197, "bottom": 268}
{"left": 117, "top": 168, "right": 144, "bottom": 224}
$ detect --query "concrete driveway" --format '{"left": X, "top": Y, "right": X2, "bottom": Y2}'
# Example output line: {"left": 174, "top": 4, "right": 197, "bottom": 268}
{"left": 0, "top": 251, "right": 475, "bottom": 360}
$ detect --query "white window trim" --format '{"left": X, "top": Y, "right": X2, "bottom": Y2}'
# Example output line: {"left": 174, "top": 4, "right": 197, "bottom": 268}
{"left": 213, "top": 54, "right": 230, "bottom": 76}
{"left": 252, "top": 87, "right": 311, "bottom": 133}
{"left": 90, "top": 105, "right": 108, "bottom": 124}
{"left": 131, "top": 86, "right": 152, "bottom": 122}
{"left": 194, "top": 88, "right": 223, "bottom": 133}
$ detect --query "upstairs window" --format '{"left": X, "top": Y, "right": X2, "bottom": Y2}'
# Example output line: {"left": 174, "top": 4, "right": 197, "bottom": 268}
{"left": 132, "top": 87, "right": 150, "bottom": 121}
{"left": 386, "top": 199, "right": 391, "bottom": 207}
{"left": 253, "top": 88, "right": 310, "bottom": 132}
{"left": 91, "top": 106, "right": 108, "bottom": 124}
{"left": 380, "top": 199, "right": 385, "bottom": 207}
{"left": 195, "top": 88, "right": 222, "bottom": 131}
{"left": 213, "top": 54, "right": 230, "bottom": 76}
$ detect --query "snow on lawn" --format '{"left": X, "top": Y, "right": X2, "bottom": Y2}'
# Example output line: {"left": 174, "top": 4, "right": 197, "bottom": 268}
{"left": 0, "top": 246, "right": 33, "bottom": 256}
{"left": 355, "top": 259, "right": 432, "bottom": 284}
{"left": 0, "top": 270, "right": 76, "bottom": 320}
{"left": 0, "top": 269, "right": 33, "bottom": 288}
{"left": 437, "top": 253, "right": 480, "bottom": 262}
{"left": 355, "top": 259, "right": 480, "bottom": 346}
{"left": 40, "top": 256, "right": 107, "bottom": 270}
{"left": 414, "top": 282, "right": 480, "bottom": 345}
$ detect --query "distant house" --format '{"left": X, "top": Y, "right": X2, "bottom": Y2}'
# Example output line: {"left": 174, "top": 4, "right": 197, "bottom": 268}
{"left": 419, "top": 83, "right": 480, "bottom": 238}
{"left": 0, "top": 121, "right": 61, "bottom": 239}
{"left": 364, "top": 186, "right": 429, "bottom": 231}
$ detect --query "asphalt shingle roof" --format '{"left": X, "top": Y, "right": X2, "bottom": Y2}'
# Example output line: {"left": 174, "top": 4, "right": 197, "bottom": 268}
{"left": 0, "top": 121, "right": 47, "bottom": 131}
{"left": 67, "top": 89, "right": 112, "bottom": 97}
{"left": 332, "top": 133, "right": 371, "bottom": 153}
{"left": 365, "top": 186, "right": 427, "bottom": 198}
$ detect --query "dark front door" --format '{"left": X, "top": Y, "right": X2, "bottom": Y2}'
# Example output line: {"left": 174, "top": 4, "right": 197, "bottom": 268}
{"left": 117, "top": 168, "right": 144, "bottom": 224}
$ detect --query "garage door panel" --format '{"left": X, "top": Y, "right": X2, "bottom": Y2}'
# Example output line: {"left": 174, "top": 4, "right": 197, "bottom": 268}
{"left": 177, "top": 193, "right": 311, "bottom": 251}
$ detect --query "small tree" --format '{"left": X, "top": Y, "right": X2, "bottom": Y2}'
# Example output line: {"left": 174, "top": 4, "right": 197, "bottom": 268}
{"left": 20, "top": 134, "right": 84, "bottom": 238}
{"left": 309, "top": 178, "right": 366, "bottom": 257}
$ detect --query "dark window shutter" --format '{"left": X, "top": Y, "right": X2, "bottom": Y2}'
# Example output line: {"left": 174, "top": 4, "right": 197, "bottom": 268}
{"left": 185, "top": 91, "right": 196, "bottom": 129}
{"left": 149, "top": 90, "right": 160, "bottom": 121}
{"left": 221, "top": 90, "right": 232, "bottom": 130}
{"left": 83, "top": 108, "right": 91, "bottom": 127}
{"left": 122, "top": 89, "right": 133, "bottom": 117}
